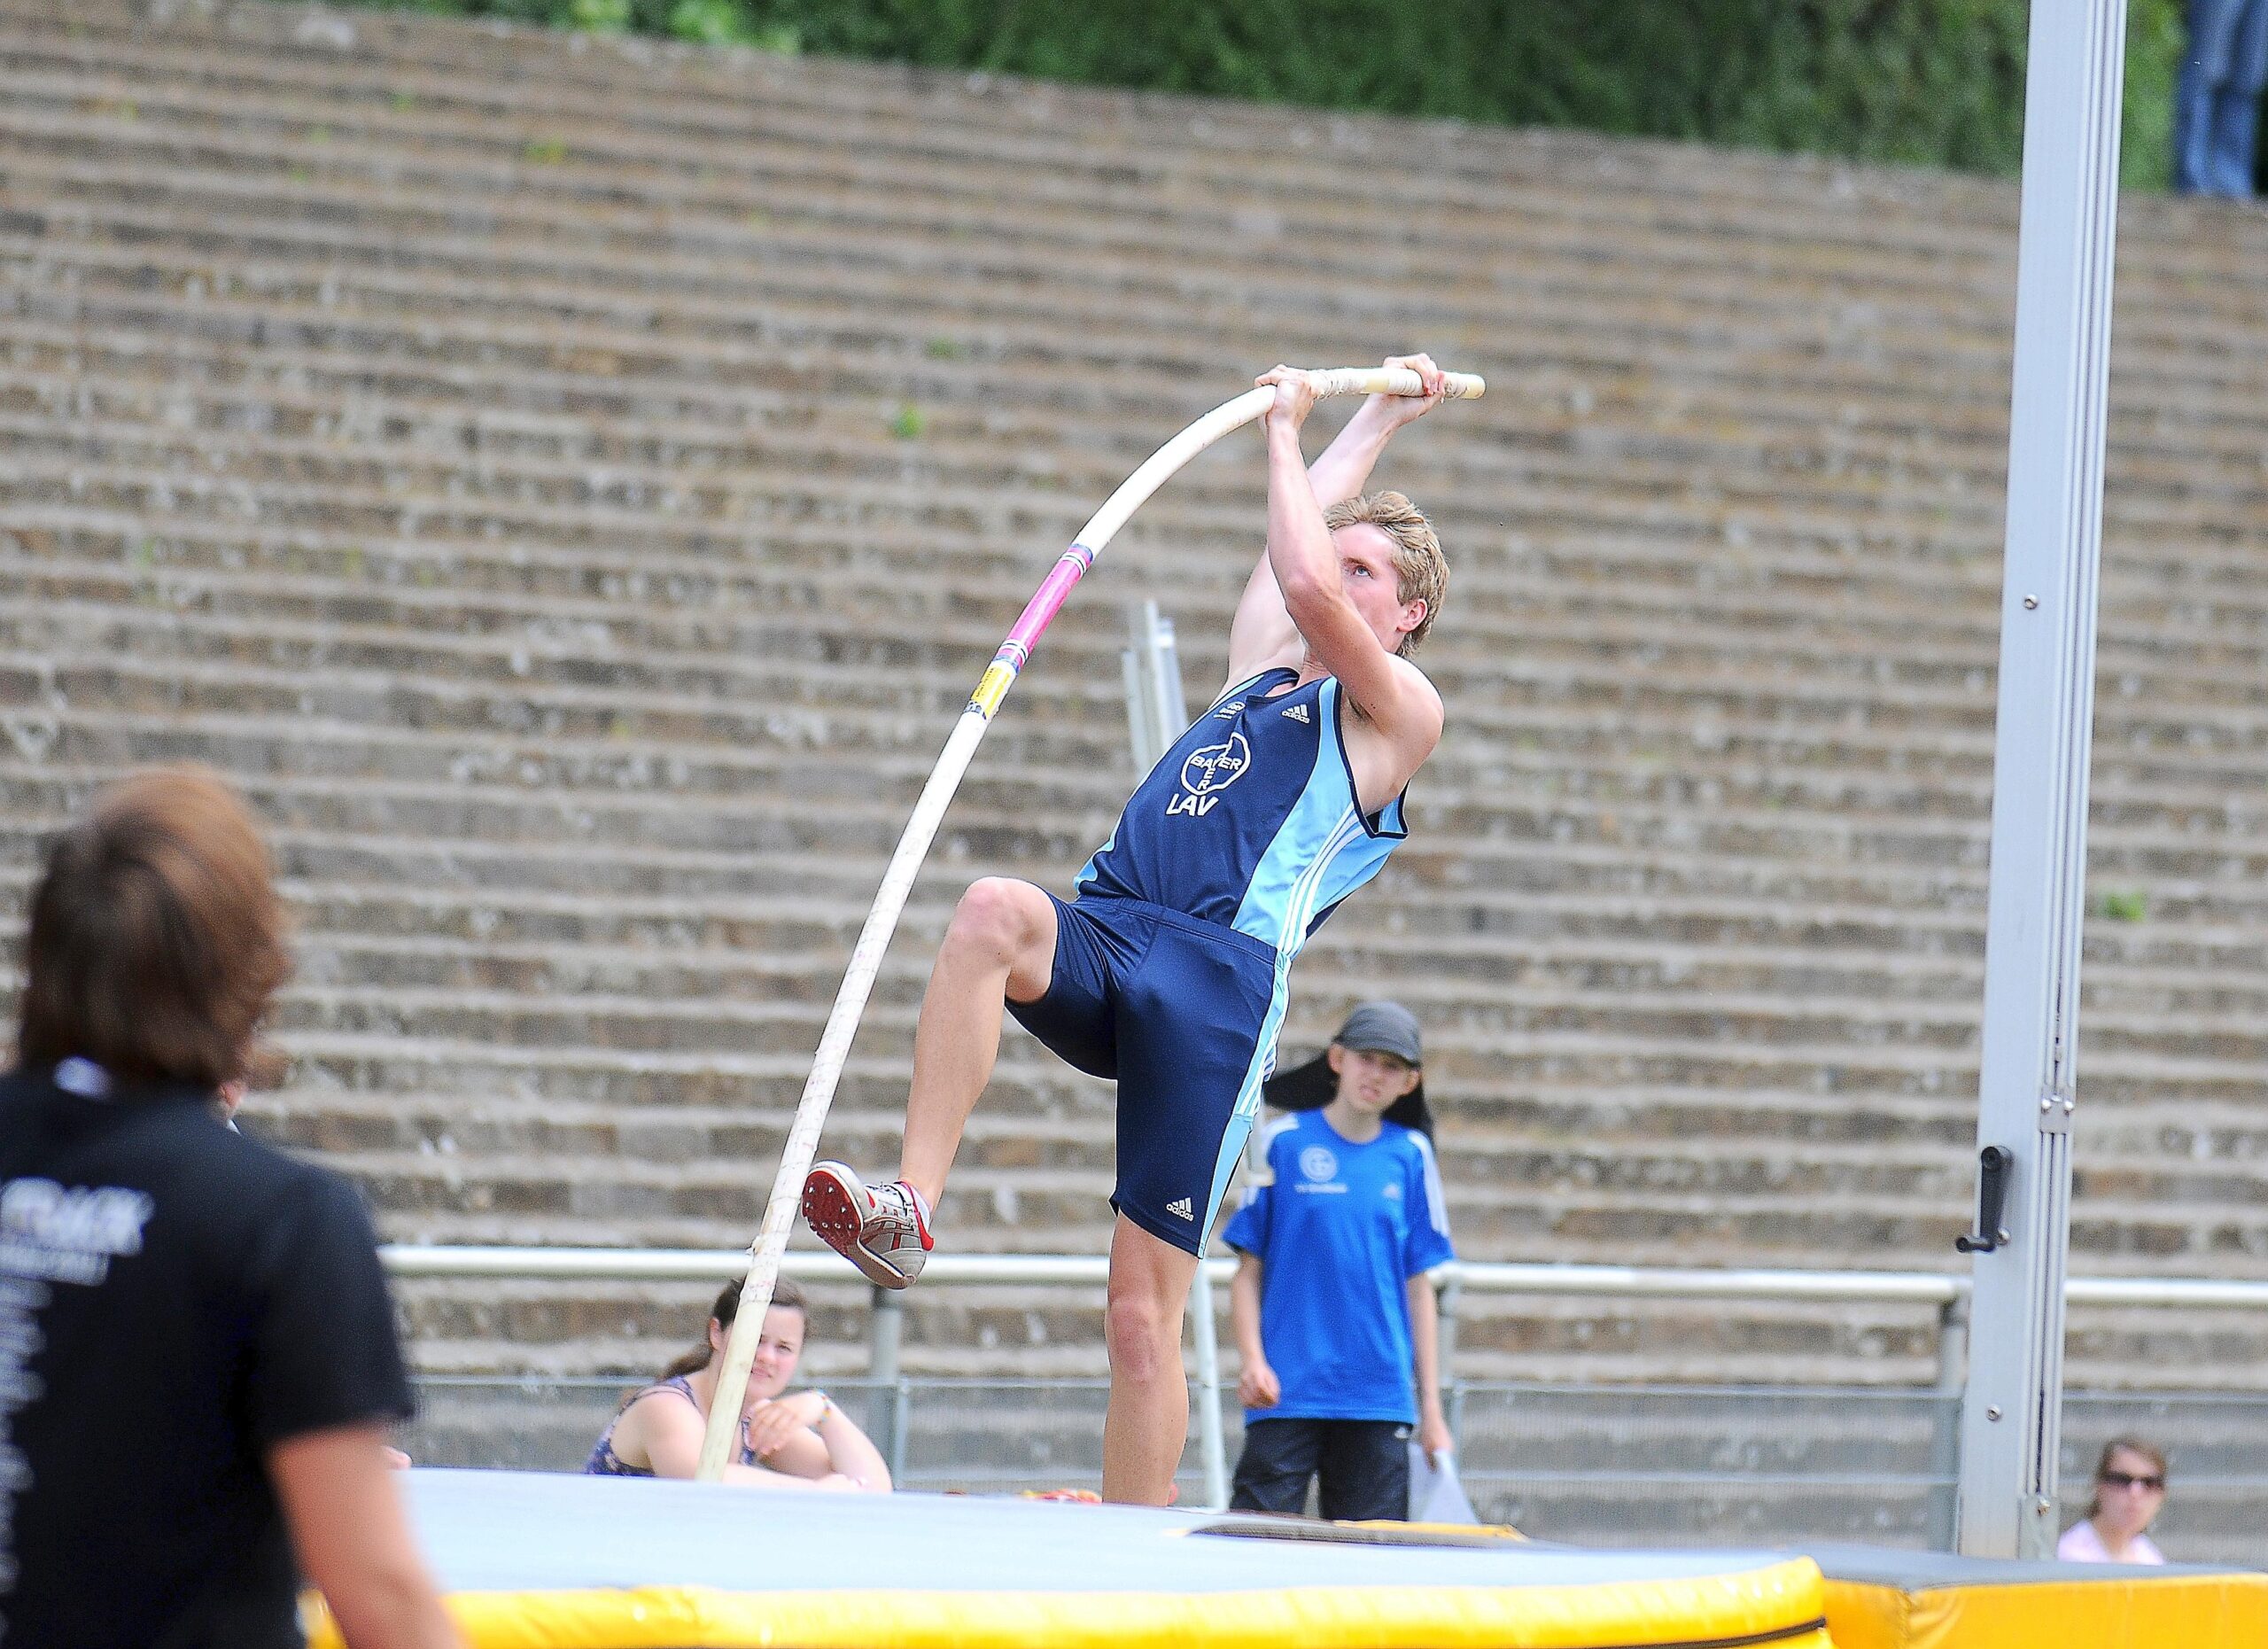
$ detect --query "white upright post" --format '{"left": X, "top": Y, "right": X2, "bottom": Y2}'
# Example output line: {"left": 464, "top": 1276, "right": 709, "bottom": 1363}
{"left": 1955, "top": 0, "right": 2127, "bottom": 1559}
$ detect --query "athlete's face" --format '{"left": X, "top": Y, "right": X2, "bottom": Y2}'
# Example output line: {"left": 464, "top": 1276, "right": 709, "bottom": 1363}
{"left": 1327, "top": 1043, "right": 1421, "bottom": 1117}
{"left": 1332, "top": 523, "right": 1426, "bottom": 655}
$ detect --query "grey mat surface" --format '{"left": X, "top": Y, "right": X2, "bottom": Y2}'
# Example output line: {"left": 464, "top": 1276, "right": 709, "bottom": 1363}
{"left": 405, "top": 1469, "right": 1799, "bottom": 1594}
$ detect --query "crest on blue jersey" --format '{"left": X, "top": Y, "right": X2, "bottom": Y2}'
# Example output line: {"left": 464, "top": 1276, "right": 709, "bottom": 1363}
{"left": 1174, "top": 733, "right": 1253, "bottom": 812}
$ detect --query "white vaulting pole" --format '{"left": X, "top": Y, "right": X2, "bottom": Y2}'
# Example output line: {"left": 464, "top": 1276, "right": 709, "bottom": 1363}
{"left": 1954, "top": 0, "right": 2126, "bottom": 1557}
{"left": 698, "top": 367, "right": 1482, "bottom": 1477}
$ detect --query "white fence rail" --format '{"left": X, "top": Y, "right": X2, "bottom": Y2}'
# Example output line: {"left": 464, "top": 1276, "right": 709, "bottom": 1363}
{"left": 379, "top": 1244, "right": 2268, "bottom": 1309}
{"left": 382, "top": 1245, "right": 2268, "bottom": 1511}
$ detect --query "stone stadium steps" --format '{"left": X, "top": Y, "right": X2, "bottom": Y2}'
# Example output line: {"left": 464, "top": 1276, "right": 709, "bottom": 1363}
{"left": 4, "top": 292, "right": 2253, "bottom": 559}
{"left": 6, "top": 449, "right": 2264, "bottom": 735}
{"left": 4, "top": 539, "right": 2263, "bottom": 823}
{"left": 18, "top": 269, "right": 2268, "bottom": 551}
{"left": 387, "top": 1267, "right": 2268, "bottom": 1396}
{"left": 4, "top": 0, "right": 2266, "bottom": 1386}
{"left": 392, "top": 1367, "right": 2261, "bottom": 1562}
{"left": 9, "top": 78, "right": 2258, "bottom": 489}
{"left": 8, "top": 91, "right": 2266, "bottom": 487}
{"left": 0, "top": 38, "right": 2038, "bottom": 305}
{"left": 18, "top": 4, "right": 2249, "bottom": 387}
{"left": 0, "top": 10, "right": 2258, "bottom": 361}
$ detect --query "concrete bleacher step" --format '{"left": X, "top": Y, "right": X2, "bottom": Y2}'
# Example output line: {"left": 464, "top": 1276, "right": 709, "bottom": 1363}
{"left": 1, "top": 0, "right": 2264, "bottom": 1390}
{"left": 392, "top": 1369, "right": 2264, "bottom": 1562}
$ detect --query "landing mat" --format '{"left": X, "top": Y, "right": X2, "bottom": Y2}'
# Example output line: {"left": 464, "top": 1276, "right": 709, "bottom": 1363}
{"left": 1806, "top": 1543, "right": 2267, "bottom": 1649}
{"left": 307, "top": 1468, "right": 1829, "bottom": 1649}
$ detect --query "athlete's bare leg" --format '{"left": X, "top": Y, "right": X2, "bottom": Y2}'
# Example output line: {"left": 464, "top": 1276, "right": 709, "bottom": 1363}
{"left": 896, "top": 876, "right": 1058, "bottom": 1210}
{"left": 1100, "top": 1214, "right": 1200, "bottom": 1505}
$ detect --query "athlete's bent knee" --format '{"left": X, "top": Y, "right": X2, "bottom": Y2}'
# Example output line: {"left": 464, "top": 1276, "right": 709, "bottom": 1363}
{"left": 946, "top": 877, "right": 1045, "bottom": 966}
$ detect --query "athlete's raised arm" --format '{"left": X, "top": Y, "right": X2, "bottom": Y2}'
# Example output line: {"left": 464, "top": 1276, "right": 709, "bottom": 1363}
{"left": 1223, "top": 354, "right": 1448, "bottom": 693}
{"left": 1252, "top": 366, "right": 1443, "bottom": 804}
{"left": 1307, "top": 353, "right": 1447, "bottom": 506}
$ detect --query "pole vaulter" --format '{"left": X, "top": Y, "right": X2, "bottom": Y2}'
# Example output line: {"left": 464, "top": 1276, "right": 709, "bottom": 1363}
{"left": 701, "top": 363, "right": 1482, "bottom": 1480}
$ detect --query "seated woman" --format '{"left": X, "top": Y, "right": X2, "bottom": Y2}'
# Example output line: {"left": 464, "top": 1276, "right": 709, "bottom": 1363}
{"left": 586, "top": 1279, "right": 889, "bottom": 1490}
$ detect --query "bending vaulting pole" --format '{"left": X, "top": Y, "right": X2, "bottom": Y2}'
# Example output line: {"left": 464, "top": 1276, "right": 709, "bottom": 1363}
{"left": 700, "top": 365, "right": 1484, "bottom": 1477}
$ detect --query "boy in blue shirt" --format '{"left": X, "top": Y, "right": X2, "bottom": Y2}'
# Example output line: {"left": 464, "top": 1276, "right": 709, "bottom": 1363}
{"left": 1225, "top": 1000, "right": 1455, "bottom": 1520}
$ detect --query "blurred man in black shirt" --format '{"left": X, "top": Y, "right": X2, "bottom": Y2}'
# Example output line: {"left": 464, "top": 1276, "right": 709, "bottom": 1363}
{"left": 0, "top": 767, "right": 460, "bottom": 1649}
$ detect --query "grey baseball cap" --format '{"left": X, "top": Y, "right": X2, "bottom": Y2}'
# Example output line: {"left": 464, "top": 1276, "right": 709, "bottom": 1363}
{"left": 1261, "top": 1000, "right": 1432, "bottom": 1134}
{"left": 1332, "top": 1000, "right": 1423, "bottom": 1065}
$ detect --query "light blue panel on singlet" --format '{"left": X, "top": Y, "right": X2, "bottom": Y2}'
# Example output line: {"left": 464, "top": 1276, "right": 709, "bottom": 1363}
{"left": 1227, "top": 676, "right": 1406, "bottom": 953}
{"left": 1208, "top": 678, "right": 1408, "bottom": 1229}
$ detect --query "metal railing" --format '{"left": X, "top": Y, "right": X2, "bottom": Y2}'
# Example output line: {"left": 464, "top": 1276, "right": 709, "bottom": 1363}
{"left": 380, "top": 1244, "right": 2268, "bottom": 1515}
{"left": 395, "top": 1371, "right": 2268, "bottom": 1560}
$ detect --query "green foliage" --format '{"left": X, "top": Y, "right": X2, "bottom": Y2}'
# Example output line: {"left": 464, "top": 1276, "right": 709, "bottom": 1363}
{"left": 890, "top": 401, "right": 926, "bottom": 438}
{"left": 2123, "top": 0, "right": 2186, "bottom": 189}
{"left": 2100, "top": 889, "right": 2149, "bottom": 922}
{"left": 304, "top": 0, "right": 2194, "bottom": 183}
{"left": 667, "top": 0, "right": 759, "bottom": 43}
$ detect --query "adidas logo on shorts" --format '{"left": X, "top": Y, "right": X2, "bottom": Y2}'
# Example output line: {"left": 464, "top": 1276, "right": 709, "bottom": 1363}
{"left": 1282, "top": 703, "right": 1310, "bottom": 723}
{"left": 1166, "top": 1196, "right": 1194, "bottom": 1220}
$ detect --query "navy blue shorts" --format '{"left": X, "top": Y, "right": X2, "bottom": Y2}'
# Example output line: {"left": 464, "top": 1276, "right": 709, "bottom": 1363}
{"left": 1006, "top": 892, "right": 1283, "bottom": 1256}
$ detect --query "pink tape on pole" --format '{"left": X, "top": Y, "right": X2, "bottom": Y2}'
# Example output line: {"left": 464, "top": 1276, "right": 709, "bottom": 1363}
{"left": 1006, "top": 545, "right": 1096, "bottom": 652}
{"left": 968, "top": 545, "right": 1096, "bottom": 719}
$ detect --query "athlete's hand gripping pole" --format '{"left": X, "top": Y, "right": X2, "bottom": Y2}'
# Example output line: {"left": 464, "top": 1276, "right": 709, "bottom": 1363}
{"left": 697, "top": 365, "right": 1483, "bottom": 1478}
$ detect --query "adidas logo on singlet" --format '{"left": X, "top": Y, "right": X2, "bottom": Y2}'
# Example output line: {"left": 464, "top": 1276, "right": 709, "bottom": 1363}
{"left": 1166, "top": 1196, "right": 1194, "bottom": 1220}
{"left": 1282, "top": 702, "right": 1310, "bottom": 724}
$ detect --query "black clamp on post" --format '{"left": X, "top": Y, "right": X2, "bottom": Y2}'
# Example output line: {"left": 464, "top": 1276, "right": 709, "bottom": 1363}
{"left": 1954, "top": 1145, "right": 2013, "bottom": 1254}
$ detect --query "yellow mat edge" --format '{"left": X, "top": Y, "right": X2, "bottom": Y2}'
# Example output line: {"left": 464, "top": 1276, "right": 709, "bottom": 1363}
{"left": 1824, "top": 1568, "right": 2268, "bottom": 1649}
{"left": 306, "top": 1556, "right": 1826, "bottom": 1649}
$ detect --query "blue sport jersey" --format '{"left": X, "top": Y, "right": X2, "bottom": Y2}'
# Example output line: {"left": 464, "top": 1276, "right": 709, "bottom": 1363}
{"left": 1223, "top": 1110, "right": 1456, "bottom": 1424}
{"left": 1077, "top": 666, "right": 1407, "bottom": 946}
{"left": 1006, "top": 667, "right": 1410, "bottom": 1255}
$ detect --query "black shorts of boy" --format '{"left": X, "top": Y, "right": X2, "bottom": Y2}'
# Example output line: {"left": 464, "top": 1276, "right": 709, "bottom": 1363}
{"left": 1230, "top": 1415, "right": 1410, "bottom": 1521}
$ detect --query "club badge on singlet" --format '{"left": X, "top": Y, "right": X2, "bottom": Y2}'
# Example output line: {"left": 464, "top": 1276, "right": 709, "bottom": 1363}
{"left": 1076, "top": 666, "right": 1409, "bottom": 957}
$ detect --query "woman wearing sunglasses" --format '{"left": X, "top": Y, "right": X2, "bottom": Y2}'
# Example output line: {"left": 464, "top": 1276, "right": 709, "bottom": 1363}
{"left": 2057, "top": 1438, "right": 2171, "bottom": 1563}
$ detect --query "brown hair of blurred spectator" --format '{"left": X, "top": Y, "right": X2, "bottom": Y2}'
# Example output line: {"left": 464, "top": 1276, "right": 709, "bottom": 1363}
{"left": 18, "top": 766, "right": 290, "bottom": 1091}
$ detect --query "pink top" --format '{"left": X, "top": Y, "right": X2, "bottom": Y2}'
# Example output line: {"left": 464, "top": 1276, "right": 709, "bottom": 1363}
{"left": 2057, "top": 1519, "right": 2166, "bottom": 1564}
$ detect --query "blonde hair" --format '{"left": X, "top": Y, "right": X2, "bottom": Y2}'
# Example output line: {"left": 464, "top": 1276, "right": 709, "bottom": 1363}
{"left": 1322, "top": 491, "right": 1447, "bottom": 656}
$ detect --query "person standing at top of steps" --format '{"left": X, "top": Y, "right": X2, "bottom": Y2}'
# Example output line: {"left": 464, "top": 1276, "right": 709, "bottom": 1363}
{"left": 802, "top": 353, "right": 1455, "bottom": 1505}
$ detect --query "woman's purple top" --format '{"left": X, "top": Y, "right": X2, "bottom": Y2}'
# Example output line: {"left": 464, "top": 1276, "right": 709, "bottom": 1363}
{"left": 583, "top": 1374, "right": 757, "bottom": 1476}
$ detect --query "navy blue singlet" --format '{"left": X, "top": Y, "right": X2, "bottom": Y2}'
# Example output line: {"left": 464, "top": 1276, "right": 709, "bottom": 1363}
{"left": 1078, "top": 666, "right": 1408, "bottom": 945}
{"left": 1008, "top": 667, "right": 1409, "bottom": 1252}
